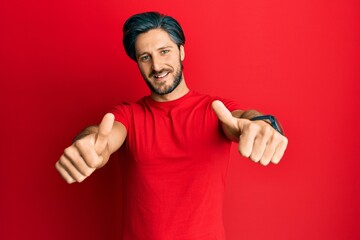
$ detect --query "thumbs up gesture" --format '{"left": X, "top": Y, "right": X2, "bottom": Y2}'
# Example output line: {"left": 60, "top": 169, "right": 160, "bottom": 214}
{"left": 212, "top": 100, "right": 288, "bottom": 166}
{"left": 55, "top": 113, "right": 115, "bottom": 183}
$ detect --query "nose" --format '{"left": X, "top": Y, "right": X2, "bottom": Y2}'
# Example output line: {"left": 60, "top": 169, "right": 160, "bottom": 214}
{"left": 151, "top": 56, "right": 163, "bottom": 72}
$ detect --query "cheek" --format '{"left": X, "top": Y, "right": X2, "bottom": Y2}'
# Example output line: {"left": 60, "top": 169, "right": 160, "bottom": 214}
{"left": 138, "top": 64, "right": 150, "bottom": 75}
{"left": 168, "top": 57, "right": 180, "bottom": 68}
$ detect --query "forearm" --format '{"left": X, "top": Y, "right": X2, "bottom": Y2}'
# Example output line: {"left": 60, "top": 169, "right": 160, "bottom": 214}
{"left": 73, "top": 122, "right": 127, "bottom": 157}
{"left": 231, "top": 109, "right": 263, "bottom": 119}
{"left": 73, "top": 126, "right": 98, "bottom": 143}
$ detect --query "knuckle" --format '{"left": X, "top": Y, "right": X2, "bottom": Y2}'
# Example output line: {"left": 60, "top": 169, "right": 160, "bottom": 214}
{"left": 70, "top": 171, "right": 85, "bottom": 183}
{"left": 248, "top": 122, "right": 260, "bottom": 132}
{"left": 238, "top": 146, "right": 250, "bottom": 158}
{"left": 59, "top": 155, "right": 68, "bottom": 165}
{"left": 87, "top": 159, "right": 100, "bottom": 169}
{"left": 250, "top": 154, "right": 261, "bottom": 163}
{"left": 55, "top": 161, "right": 62, "bottom": 171}
{"left": 283, "top": 136, "right": 289, "bottom": 145}
{"left": 63, "top": 146, "right": 73, "bottom": 156}
{"left": 84, "top": 168, "right": 94, "bottom": 177}
{"left": 263, "top": 125, "right": 273, "bottom": 136}
{"left": 74, "top": 140, "right": 85, "bottom": 149}
{"left": 66, "top": 178, "right": 75, "bottom": 184}
{"left": 63, "top": 149, "right": 80, "bottom": 165}
{"left": 77, "top": 175, "right": 87, "bottom": 183}
{"left": 271, "top": 132, "right": 281, "bottom": 142}
{"left": 271, "top": 131, "right": 286, "bottom": 144}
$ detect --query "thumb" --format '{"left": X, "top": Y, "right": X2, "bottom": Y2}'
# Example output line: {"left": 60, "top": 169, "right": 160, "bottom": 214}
{"left": 95, "top": 113, "right": 115, "bottom": 154}
{"left": 212, "top": 100, "right": 238, "bottom": 130}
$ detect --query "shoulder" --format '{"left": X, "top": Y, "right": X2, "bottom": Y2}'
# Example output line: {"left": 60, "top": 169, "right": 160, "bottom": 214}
{"left": 108, "top": 97, "right": 148, "bottom": 129}
{"left": 111, "top": 96, "right": 147, "bottom": 111}
{"left": 191, "top": 91, "right": 242, "bottom": 112}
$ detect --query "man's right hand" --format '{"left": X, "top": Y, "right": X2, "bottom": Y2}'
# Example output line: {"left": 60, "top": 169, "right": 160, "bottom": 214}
{"left": 55, "top": 113, "right": 115, "bottom": 184}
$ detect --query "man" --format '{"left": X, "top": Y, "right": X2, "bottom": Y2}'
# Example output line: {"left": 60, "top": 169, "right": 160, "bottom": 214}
{"left": 56, "top": 12, "right": 288, "bottom": 240}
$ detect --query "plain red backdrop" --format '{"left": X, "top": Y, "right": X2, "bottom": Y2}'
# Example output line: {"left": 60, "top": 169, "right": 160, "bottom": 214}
{"left": 1, "top": 0, "right": 359, "bottom": 239}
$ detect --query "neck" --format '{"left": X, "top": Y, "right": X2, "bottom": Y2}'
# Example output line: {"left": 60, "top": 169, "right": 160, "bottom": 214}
{"left": 150, "top": 77, "right": 189, "bottom": 102}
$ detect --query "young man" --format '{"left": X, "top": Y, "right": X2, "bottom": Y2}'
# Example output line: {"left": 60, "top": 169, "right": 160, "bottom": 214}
{"left": 56, "top": 12, "right": 288, "bottom": 240}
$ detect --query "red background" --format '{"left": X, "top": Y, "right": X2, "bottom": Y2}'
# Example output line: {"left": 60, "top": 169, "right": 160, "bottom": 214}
{"left": 1, "top": 0, "right": 359, "bottom": 239}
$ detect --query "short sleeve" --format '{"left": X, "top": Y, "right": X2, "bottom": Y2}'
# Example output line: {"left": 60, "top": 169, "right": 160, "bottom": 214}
{"left": 108, "top": 102, "right": 132, "bottom": 131}
{"left": 213, "top": 96, "right": 243, "bottom": 112}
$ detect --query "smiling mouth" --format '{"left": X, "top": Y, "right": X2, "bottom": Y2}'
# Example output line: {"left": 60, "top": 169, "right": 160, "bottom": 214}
{"left": 152, "top": 71, "right": 170, "bottom": 79}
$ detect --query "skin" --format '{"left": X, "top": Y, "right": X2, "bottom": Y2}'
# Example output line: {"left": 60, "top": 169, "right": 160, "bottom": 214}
{"left": 55, "top": 28, "right": 288, "bottom": 184}
{"left": 135, "top": 29, "right": 188, "bottom": 102}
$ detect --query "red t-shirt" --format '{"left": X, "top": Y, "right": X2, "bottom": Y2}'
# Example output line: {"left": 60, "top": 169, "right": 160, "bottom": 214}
{"left": 111, "top": 91, "right": 242, "bottom": 240}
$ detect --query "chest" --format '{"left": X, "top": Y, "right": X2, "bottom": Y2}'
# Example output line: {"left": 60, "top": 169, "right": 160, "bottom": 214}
{"left": 125, "top": 103, "right": 229, "bottom": 165}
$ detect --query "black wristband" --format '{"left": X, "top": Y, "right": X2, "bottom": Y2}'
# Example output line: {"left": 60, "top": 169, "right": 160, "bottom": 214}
{"left": 250, "top": 115, "right": 284, "bottom": 135}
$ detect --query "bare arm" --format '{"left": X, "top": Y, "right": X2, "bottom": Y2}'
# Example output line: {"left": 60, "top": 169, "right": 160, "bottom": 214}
{"left": 55, "top": 113, "right": 127, "bottom": 184}
{"left": 231, "top": 109, "right": 263, "bottom": 120}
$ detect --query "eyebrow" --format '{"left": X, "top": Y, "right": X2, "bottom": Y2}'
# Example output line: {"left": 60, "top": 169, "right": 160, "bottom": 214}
{"left": 158, "top": 46, "right": 174, "bottom": 51}
{"left": 136, "top": 45, "right": 175, "bottom": 59}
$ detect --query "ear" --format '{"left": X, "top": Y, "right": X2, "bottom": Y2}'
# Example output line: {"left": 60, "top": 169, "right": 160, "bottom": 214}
{"left": 180, "top": 45, "right": 185, "bottom": 61}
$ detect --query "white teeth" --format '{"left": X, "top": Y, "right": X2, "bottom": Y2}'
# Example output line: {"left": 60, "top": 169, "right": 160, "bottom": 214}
{"left": 154, "top": 72, "right": 168, "bottom": 78}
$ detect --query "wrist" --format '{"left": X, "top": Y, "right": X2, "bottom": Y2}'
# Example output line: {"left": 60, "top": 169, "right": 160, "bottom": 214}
{"left": 239, "top": 110, "right": 263, "bottom": 120}
{"left": 73, "top": 126, "right": 98, "bottom": 142}
{"left": 250, "top": 115, "right": 284, "bottom": 135}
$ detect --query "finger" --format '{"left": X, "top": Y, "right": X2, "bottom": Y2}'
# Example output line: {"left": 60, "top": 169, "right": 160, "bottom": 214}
{"left": 75, "top": 140, "right": 104, "bottom": 169}
{"left": 250, "top": 136, "right": 268, "bottom": 163}
{"left": 95, "top": 113, "right": 115, "bottom": 154}
{"left": 238, "top": 122, "right": 259, "bottom": 158}
{"left": 251, "top": 126, "right": 273, "bottom": 165}
{"left": 271, "top": 136, "right": 288, "bottom": 164}
{"left": 211, "top": 100, "right": 238, "bottom": 129}
{"left": 58, "top": 155, "right": 87, "bottom": 182}
{"left": 55, "top": 161, "right": 76, "bottom": 184}
{"left": 259, "top": 137, "right": 277, "bottom": 166}
{"left": 262, "top": 133, "right": 284, "bottom": 165}
{"left": 64, "top": 145, "right": 96, "bottom": 176}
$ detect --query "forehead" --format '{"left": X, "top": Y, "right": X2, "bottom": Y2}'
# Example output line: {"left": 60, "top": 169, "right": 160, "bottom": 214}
{"left": 135, "top": 28, "right": 177, "bottom": 53}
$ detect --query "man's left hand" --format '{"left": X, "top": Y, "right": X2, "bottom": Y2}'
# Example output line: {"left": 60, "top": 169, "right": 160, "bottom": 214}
{"left": 212, "top": 100, "right": 288, "bottom": 166}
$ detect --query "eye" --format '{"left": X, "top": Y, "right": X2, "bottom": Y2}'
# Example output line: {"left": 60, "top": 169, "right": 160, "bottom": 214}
{"left": 140, "top": 55, "right": 150, "bottom": 62}
{"left": 160, "top": 49, "right": 170, "bottom": 55}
